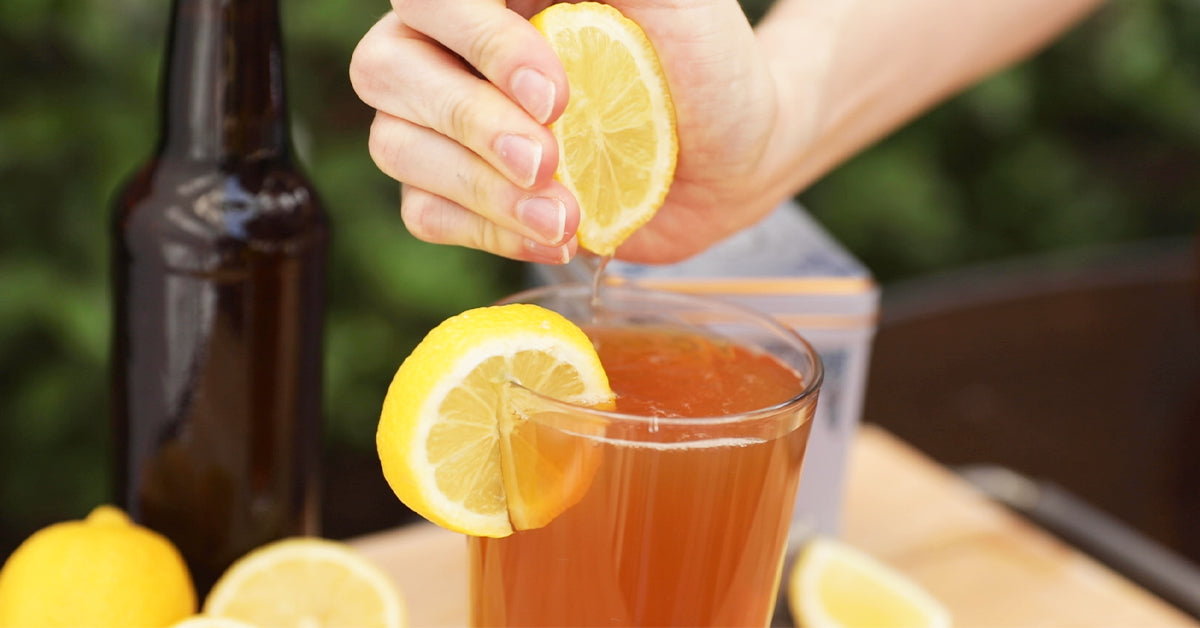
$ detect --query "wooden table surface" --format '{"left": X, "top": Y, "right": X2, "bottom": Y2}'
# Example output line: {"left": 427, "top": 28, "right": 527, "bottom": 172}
{"left": 351, "top": 425, "right": 1197, "bottom": 627}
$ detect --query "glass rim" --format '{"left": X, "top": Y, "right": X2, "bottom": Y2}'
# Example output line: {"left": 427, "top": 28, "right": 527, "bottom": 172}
{"left": 498, "top": 282, "right": 825, "bottom": 427}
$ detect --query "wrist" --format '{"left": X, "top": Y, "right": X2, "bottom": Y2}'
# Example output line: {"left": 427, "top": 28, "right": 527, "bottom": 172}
{"left": 746, "top": 0, "right": 851, "bottom": 205}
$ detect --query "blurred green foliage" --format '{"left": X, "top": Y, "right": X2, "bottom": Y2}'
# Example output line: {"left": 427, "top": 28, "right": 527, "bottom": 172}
{"left": 0, "top": 0, "right": 1196, "bottom": 554}
{"left": 800, "top": 1, "right": 1199, "bottom": 276}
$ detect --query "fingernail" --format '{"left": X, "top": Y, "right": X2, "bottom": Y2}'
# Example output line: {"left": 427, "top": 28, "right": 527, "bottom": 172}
{"left": 494, "top": 134, "right": 541, "bottom": 188}
{"left": 511, "top": 67, "right": 556, "bottom": 124}
{"left": 517, "top": 196, "right": 566, "bottom": 245}
{"left": 524, "top": 238, "right": 570, "bottom": 264}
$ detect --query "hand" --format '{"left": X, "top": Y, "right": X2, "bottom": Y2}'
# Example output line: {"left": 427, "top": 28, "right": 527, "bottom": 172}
{"left": 350, "top": 0, "right": 784, "bottom": 265}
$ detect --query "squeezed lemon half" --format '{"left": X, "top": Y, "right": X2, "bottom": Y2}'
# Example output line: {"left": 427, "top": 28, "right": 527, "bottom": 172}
{"left": 532, "top": 2, "right": 678, "bottom": 256}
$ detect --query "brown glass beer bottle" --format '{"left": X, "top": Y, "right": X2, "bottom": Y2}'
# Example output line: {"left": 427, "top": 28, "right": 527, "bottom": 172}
{"left": 110, "top": 0, "right": 327, "bottom": 594}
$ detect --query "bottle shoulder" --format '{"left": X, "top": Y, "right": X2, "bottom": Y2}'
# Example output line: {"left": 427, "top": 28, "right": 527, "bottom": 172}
{"left": 115, "top": 156, "right": 328, "bottom": 269}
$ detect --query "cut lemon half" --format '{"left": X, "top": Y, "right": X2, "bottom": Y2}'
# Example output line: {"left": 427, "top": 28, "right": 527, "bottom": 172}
{"left": 789, "top": 537, "right": 951, "bottom": 628}
{"left": 532, "top": 2, "right": 678, "bottom": 256}
{"left": 203, "top": 538, "right": 406, "bottom": 628}
{"left": 377, "top": 304, "right": 613, "bottom": 537}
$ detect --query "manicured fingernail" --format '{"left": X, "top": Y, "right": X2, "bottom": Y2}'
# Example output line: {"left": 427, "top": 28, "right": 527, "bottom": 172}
{"left": 517, "top": 196, "right": 566, "bottom": 245}
{"left": 524, "top": 239, "right": 570, "bottom": 264}
{"left": 494, "top": 134, "right": 541, "bottom": 188}
{"left": 510, "top": 67, "right": 556, "bottom": 124}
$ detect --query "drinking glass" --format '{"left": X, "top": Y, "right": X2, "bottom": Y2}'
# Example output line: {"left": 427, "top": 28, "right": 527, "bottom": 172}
{"left": 470, "top": 283, "right": 823, "bottom": 627}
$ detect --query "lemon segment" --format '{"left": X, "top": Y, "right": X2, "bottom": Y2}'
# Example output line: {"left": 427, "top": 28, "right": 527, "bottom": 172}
{"left": 789, "top": 537, "right": 951, "bottom": 628}
{"left": 203, "top": 537, "right": 406, "bottom": 628}
{"left": 532, "top": 2, "right": 677, "bottom": 256}
{"left": 377, "top": 304, "right": 613, "bottom": 537}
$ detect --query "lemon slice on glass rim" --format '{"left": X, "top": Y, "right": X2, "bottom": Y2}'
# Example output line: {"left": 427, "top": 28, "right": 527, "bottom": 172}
{"left": 532, "top": 1, "right": 678, "bottom": 256}
{"left": 377, "top": 303, "right": 614, "bottom": 538}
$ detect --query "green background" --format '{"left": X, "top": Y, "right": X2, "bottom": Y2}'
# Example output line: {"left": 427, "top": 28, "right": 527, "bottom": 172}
{"left": 0, "top": 0, "right": 1196, "bottom": 555}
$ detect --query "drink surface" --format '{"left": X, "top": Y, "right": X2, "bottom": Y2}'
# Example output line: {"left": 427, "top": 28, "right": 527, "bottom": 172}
{"left": 470, "top": 325, "right": 814, "bottom": 627}
{"left": 592, "top": 324, "right": 805, "bottom": 418}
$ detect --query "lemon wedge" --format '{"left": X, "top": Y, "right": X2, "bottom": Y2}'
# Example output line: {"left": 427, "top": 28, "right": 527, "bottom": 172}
{"left": 377, "top": 304, "right": 613, "bottom": 537}
{"left": 203, "top": 537, "right": 406, "bottom": 628}
{"left": 532, "top": 2, "right": 678, "bottom": 256}
{"left": 789, "top": 537, "right": 951, "bottom": 628}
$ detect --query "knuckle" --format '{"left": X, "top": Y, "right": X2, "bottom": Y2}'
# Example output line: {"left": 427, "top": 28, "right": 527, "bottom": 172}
{"left": 348, "top": 16, "right": 395, "bottom": 99}
{"left": 399, "top": 190, "right": 440, "bottom": 243}
{"left": 462, "top": 20, "right": 509, "bottom": 76}
{"left": 437, "top": 85, "right": 476, "bottom": 143}
{"left": 390, "top": 0, "right": 421, "bottom": 16}
{"left": 348, "top": 52, "right": 375, "bottom": 101}
{"left": 431, "top": 79, "right": 504, "bottom": 156}
{"left": 470, "top": 218, "right": 505, "bottom": 255}
{"left": 366, "top": 118, "right": 408, "bottom": 176}
{"left": 463, "top": 167, "right": 496, "bottom": 214}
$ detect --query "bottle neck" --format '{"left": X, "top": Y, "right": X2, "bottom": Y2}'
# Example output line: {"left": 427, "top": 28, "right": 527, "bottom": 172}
{"left": 160, "top": 0, "right": 291, "bottom": 161}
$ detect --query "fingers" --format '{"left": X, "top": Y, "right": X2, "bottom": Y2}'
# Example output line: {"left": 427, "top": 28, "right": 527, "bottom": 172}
{"left": 392, "top": 0, "right": 567, "bottom": 124}
{"left": 350, "top": 8, "right": 580, "bottom": 262}
{"left": 372, "top": 111, "right": 580, "bottom": 264}
{"left": 402, "top": 186, "right": 578, "bottom": 265}
{"left": 350, "top": 14, "right": 559, "bottom": 189}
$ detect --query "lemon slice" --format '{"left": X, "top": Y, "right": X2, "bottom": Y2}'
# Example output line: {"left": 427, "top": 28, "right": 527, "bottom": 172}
{"left": 170, "top": 617, "right": 258, "bottom": 628}
{"left": 377, "top": 304, "right": 613, "bottom": 537}
{"left": 532, "top": 2, "right": 678, "bottom": 256}
{"left": 203, "top": 537, "right": 406, "bottom": 628}
{"left": 789, "top": 537, "right": 951, "bottom": 628}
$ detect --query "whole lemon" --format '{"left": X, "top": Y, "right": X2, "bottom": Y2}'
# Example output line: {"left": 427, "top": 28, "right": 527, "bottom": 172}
{"left": 0, "top": 505, "right": 196, "bottom": 628}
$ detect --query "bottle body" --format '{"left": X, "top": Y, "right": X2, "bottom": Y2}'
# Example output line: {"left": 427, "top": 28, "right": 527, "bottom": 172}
{"left": 111, "top": 154, "right": 327, "bottom": 591}
{"left": 111, "top": 0, "right": 327, "bottom": 592}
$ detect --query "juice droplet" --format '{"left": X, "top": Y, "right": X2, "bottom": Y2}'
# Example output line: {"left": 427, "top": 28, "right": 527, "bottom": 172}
{"left": 589, "top": 255, "right": 611, "bottom": 313}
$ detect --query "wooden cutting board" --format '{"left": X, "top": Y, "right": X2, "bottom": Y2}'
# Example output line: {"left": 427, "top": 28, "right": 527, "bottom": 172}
{"left": 351, "top": 426, "right": 1196, "bottom": 627}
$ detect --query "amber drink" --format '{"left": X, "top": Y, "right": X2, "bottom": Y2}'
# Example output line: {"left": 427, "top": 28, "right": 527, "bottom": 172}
{"left": 470, "top": 284, "right": 822, "bottom": 627}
